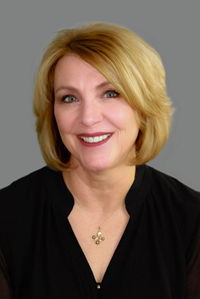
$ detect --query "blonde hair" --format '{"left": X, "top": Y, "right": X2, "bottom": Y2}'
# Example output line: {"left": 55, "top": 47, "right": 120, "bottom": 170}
{"left": 33, "top": 22, "right": 174, "bottom": 171}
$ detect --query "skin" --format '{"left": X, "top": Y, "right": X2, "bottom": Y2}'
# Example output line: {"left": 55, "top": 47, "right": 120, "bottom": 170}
{"left": 54, "top": 54, "right": 140, "bottom": 214}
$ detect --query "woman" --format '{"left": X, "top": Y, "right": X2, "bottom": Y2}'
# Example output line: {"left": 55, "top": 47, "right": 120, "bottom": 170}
{"left": 0, "top": 22, "right": 199, "bottom": 299}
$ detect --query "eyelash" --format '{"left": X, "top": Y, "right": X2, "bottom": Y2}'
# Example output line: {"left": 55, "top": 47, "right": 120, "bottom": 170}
{"left": 104, "top": 90, "right": 119, "bottom": 98}
{"left": 60, "top": 90, "right": 120, "bottom": 103}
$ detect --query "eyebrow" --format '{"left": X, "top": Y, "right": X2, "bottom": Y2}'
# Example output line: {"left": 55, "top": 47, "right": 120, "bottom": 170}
{"left": 55, "top": 81, "right": 113, "bottom": 94}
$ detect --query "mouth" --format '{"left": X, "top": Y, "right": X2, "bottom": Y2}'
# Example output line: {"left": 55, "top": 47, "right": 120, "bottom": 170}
{"left": 77, "top": 133, "right": 113, "bottom": 146}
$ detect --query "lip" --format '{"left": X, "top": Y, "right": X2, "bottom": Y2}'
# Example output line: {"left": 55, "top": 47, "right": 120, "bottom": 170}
{"left": 77, "top": 132, "right": 113, "bottom": 147}
{"left": 77, "top": 132, "right": 113, "bottom": 137}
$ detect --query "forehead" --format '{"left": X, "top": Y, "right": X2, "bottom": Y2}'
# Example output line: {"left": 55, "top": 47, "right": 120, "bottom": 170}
{"left": 54, "top": 54, "right": 106, "bottom": 84}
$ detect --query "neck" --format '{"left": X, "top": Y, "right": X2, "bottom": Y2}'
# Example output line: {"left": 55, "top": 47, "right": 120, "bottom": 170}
{"left": 62, "top": 164, "right": 136, "bottom": 214}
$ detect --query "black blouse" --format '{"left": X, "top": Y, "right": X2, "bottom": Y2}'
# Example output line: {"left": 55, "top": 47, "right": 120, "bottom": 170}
{"left": 0, "top": 164, "right": 200, "bottom": 299}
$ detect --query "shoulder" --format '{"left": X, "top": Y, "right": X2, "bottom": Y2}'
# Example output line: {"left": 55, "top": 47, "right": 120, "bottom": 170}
{"left": 0, "top": 166, "right": 59, "bottom": 222}
{"left": 146, "top": 164, "right": 200, "bottom": 206}
{"left": 146, "top": 165, "right": 200, "bottom": 246}
{"left": 0, "top": 166, "right": 60, "bottom": 247}
{"left": 143, "top": 164, "right": 200, "bottom": 227}
{"left": 1, "top": 166, "right": 52, "bottom": 191}
{"left": 144, "top": 165, "right": 200, "bottom": 259}
{"left": 0, "top": 166, "right": 56, "bottom": 198}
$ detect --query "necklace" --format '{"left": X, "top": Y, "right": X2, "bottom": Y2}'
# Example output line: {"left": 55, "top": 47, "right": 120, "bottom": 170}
{"left": 92, "top": 226, "right": 105, "bottom": 245}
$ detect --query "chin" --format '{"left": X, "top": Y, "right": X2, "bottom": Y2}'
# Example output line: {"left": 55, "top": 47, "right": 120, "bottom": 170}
{"left": 80, "top": 158, "right": 114, "bottom": 173}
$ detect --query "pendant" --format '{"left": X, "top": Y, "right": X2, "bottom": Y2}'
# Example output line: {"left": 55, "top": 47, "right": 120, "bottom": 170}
{"left": 92, "top": 226, "right": 105, "bottom": 245}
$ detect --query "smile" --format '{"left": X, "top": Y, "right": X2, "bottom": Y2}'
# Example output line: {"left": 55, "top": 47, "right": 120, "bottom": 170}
{"left": 80, "top": 134, "right": 111, "bottom": 143}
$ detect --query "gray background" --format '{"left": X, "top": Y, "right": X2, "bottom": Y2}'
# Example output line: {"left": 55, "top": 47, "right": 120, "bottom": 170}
{"left": 0, "top": 0, "right": 199, "bottom": 189}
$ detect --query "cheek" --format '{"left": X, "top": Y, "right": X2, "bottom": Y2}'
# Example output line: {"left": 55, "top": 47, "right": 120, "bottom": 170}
{"left": 54, "top": 108, "right": 72, "bottom": 133}
{"left": 110, "top": 106, "right": 139, "bottom": 131}
{"left": 56, "top": 116, "right": 67, "bottom": 133}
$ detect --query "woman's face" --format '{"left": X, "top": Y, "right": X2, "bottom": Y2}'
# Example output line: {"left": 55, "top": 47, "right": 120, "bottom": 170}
{"left": 54, "top": 54, "right": 139, "bottom": 173}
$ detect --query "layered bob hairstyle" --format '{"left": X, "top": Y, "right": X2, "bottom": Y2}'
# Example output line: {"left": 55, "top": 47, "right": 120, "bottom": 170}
{"left": 33, "top": 22, "right": 174, "bottom": 171}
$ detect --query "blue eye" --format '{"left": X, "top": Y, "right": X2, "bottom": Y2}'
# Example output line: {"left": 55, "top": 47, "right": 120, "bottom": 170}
{"left": 61, "top": 95, "right": 78, "bottom": 103}
{"left": 104, "top": 90, "right": 119, "bottom": 98}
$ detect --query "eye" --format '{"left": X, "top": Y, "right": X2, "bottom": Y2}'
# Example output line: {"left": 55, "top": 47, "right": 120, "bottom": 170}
{"left": 61, "top": 95, "right": 78, "bottom": 103}
{"left": 104, "top": 90, "right": 119, "bottom": 99}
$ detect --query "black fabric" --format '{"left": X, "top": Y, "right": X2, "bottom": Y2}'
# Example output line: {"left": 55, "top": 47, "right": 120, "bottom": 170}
{"left": 0, "top": 248, "right": 13, "bottom": 299}
{"left": 0, "top": 164, "right": 200, "bottom": 299}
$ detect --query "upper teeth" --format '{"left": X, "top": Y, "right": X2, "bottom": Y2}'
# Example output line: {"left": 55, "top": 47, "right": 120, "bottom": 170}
{"left": 80, "top": 134, "right": 111, "bottom": 143}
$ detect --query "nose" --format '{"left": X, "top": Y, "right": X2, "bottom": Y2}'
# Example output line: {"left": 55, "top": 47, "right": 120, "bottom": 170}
{"left": 79, "top": 100, "right": 103, "bottom": 127}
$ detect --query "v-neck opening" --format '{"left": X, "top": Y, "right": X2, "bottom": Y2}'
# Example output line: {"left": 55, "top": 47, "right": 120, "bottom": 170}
{"left": 47, "top": 164, "right": 150, "bottom": 292}
{"left": 67, "top": 212, "right": 132, "bottom": 285}
{"left": 65, "top": 211, "right": 135, "bottom": 286}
